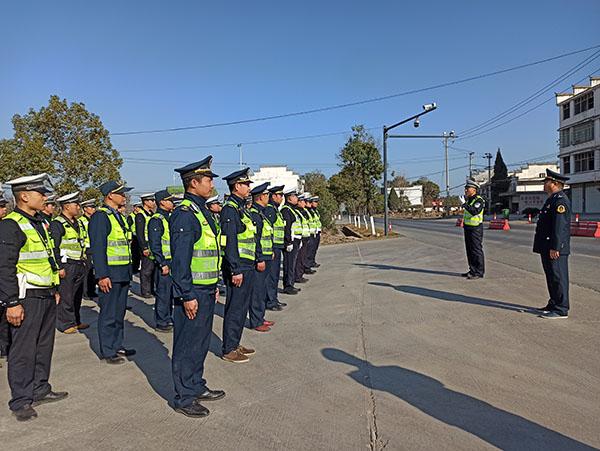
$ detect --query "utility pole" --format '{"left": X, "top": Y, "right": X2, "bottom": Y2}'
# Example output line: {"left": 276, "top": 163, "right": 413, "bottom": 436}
{"left": 442, "top": 132, "right": 454, "bottom": 198}
{"left": 237, "top": 143, "right": 243, "bottom": 169}
{"left": 468, "top": 152, "right": 474, "bottom": 178}
{"left": 484, "top": 152, "right": 493, "bottom": 214}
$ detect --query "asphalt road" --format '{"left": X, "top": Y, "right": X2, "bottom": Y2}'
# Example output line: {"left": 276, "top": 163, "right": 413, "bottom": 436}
{"left": 1, "top": 232, "right": 598, "bottom": 450}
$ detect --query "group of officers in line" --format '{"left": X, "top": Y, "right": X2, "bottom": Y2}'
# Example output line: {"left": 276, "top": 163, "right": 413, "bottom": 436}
{"left": 0, "top": 155, "right": 324, "bottom": 420}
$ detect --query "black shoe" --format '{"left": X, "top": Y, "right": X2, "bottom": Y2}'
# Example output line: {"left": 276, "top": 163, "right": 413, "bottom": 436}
{"left": 535, "top": 301, "right": 554, "bottom": 313}
{"left": 277, "top": 302, "right": 287, "bottom": 307}
{"left": 105, "top": 356, "right": 126, "bottom": 365}
{"left": 539, "top": 311, "right": 568, "bottom": 319}
{"left": 282, "top": 287, "right": 298, "bottom": 295}
{"left": 0, "top": 347, "right": 8, "bottom": 359}
{"left": 466, "top": 274, "right": 482, "bottom": 280}
{"left": 296, "top": 278, "right": 309, "bottom": 284}
{"left": 12, "top": 404, "right": 37, "bottom": 422}
{"left": 117, "top": 348, "right": 136, "bottom": 357}
{"left": 32, "top": 391, "right": 69, "bottom": 407}
{"left": 461, "top": 272, "right": 471, "bottom": 277}
{"left": 196, "top": 388, "right": 226, "bottom": 402}
{"left": 266, "top": 305, "right": 283, "bottom": 311}
{"left": 155, "top": 325, "right": 173, "bottom": 333}
{"left": 304, "top": 269, "right": 316, "bottom": 274}
{"left": 174, "top": 400, "right": 210, "bottom": 418}
{"left": 313, "top": 263, "right": 321, "bottom": 268}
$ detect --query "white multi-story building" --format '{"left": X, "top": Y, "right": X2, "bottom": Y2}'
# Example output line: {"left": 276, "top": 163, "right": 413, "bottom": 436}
{"left": 500, "top": 162, "right": 559, "bottom": 212}
{"left": 250, "top": 165, "right": 304, "bottom": 192}
{"left": 556, "top": 76, "right": 600, "bottom": 213}
{"left": 386, "top": 185, "right": 423, "bottom": 206}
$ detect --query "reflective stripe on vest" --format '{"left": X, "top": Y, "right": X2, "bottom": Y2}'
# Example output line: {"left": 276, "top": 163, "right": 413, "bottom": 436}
{"left": 314, "top": 209, "right": 322, "bottom": 232}
{"left": 4, "top": 211, "right": 59, "bottom": 287}
{"left": 281, "top": 205, "right": 302, "bottom": 239}
{"left": 268, "top": 205, "right": 285, "bottom": 245}
{"left": 299, "top": 210, "right": 310, "bottom": 238}
{"left": 463, "top": 196, "right": 484, "bottom": 226}
{"left": 250, "top": 206, "right": 273, "bottom": 256}
{"left": 55, "top": 216, "right": 86, "bottom": 261}
{"left": 79, "top": 216, "right": 91, "bottom": 248}
{"left": 98, "top": 207, "right": 132, "bottom": 266}
{"left": 179, "top": 199, "right": 221, "bottom": 285}
{"left": 223, "top": 200, "right": 256, "bottom": 261}
{"left": 146, "top": 212, "right": 171, "bottom": 260}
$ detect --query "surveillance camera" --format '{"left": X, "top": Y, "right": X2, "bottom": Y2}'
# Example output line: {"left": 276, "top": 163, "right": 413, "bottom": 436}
{"left": 413, "top": 118, "right": 420, "bottom": 128}
{"left": 422, "top": 102, "right": 437, "bottom": 111}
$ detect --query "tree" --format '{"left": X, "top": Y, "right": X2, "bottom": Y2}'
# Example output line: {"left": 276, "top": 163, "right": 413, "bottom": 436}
{"left": 491, "top": 148, "right": 510, "bottom": 208}
{"left": 398, "top": 195, "right": 411, "bottom": 212}
{"left": 4, "top": 95, "right": 122, "bottom": 198}
{"left": 412, "top": 177, "right": 440, "bottom": 206}
{"left": 335, "top": 125, "right": 383, "bottom": 214}
{"left": 329, "top": 167, "right": 362, "bottom": 214}
{"left": 388, "top": 188, "right": 401, "bottom": 212}
{"left": 303, "top": 171, "right": 338, "bottom": 229}
{"left": 391, "top": 174, "right": 410, "bottom": 187}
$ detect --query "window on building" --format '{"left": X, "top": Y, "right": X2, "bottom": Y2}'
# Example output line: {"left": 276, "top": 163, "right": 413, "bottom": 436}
{"left": 574, "top": 92, "right": 594, "bottom": 115}
{"left": 560, "top": 128, "right": 570, "bottom": 147}
{"left": 572, "top": 121, "right": 594, "bottom": 145}
{"left": 562, "top": 157, "right": 571, "bottom": 174}
{"left": 574, "top": 151, "right": 595, "bottom": 173}
{"left": 562, "top": 102, "right": 570, "bottom": 120}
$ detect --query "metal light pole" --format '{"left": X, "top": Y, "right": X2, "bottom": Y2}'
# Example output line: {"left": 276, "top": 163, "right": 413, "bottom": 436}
{"left": 237, "top": 143, "right": 243, "bottom": 169}
{"left": 442, "top": 131, "right": 456, "bottom": 199}
{"left": 383, "top": 103, "right": 438, "bottom": 235}
{"left": 468, "top": 152, "right": 475, "bottom": 178}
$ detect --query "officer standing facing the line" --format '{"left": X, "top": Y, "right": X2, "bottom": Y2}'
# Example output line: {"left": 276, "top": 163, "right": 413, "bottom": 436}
{"left": 460, "top": 180, "right": 485, "bottom": 280}
{"left": 0, "top": 194, "right": 11, "bottom": 363}
{"left": 264, "top": 185, "right": 287, "bottom": 310}
{"left": 79, "top": 199, "right": 98, "bottom": 300}
{"left": 135, "top": 193, "right": 156, "bottom": 298}
{"left": 281, "top": 188, "right": 302, "bottom": 295}
{"left": 248, "top": 182, "right": 275, "bottom": 332}
{"left": 308, "top": 196, "right": 322, "bottom": 268}
{"left": 294, "top": 194, "right": 311, "bottom": 284}
{"left": 169, "top": 157, "right": 225, "bottom": 417}
{"left": 0, "top": 174, "right": 67, "bottom": 421}
{"left": 50, "top": 192, "right": 89, "bottom": 334}
{"left": 220, "top": 168, "right": 257, "bottom": 363}
{"left": 89, "top": 181, "right": 136, "bottom": 364}
{"left": 147, "top": 189, "right": 176, "bottom": 332}
{"left": 534, "top": 169, "right": 571, "bottom": 319}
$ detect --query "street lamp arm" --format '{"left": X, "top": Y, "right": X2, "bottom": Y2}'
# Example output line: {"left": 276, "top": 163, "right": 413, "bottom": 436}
{"left": 384, "top": 107, "right": 437, "bottom": 133}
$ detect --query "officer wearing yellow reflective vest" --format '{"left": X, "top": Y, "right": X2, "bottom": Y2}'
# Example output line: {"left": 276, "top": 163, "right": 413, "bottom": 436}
{"left": 0, "top": 173, "right": 67, "bottom": 421}
{"left": 79, "top": 199, "right": 98, "bottom": 300}
{"left": 50, "top": 192, "right": 89, "bottom": 334}
{"left": 220, "top": 168, "right": 257, "bottom": 364}
{"left": 307, "top": 196, "right": 322, "bottom": 268}
{"left": 247, "top": 182, "right": 275, "bottom": 332}
{"left": 264, "top": 185, "right": 287, "bottom": 310}
{"left": 89, "top": 180, "right": 136, "bottom": 364}
{"left": 294, "top": 193, "right": 312, "bottom": 284}
{"left": 281, "top": 187, "right": 302, "bottom": 295}
{"left": 460, "top": 179, "right": 485, "bottom": 280}
{"left": 169, "top": 157, "right": 225, "bottom": 418}
{"left": 147, "top": 189, "right": 176, "bottom": 332}
{"left": 135, "top": 193, "right": 157, "bottom": 298}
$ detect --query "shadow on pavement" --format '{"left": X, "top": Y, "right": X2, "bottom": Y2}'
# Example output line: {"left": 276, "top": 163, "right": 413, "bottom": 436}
{"left": 356, "top": 263, "right": 461, "bottom": 277}
{"left": 79, "top": 305, "right": 174, "bottom": 403}
{"left": 322, "top": 348, "right": 596, "bottom": 451}
{"left": 369, "top": 282, "right": 535, "bottom": 313}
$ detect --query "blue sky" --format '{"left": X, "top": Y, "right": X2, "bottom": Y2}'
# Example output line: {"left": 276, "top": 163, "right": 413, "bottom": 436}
{"left": 1, "top": 0, "right": 599, "bottom": 197}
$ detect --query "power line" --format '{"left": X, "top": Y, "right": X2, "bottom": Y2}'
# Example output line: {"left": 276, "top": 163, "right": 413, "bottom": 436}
{"left": 110, "top": 44, "right": 600, "bottom": 136}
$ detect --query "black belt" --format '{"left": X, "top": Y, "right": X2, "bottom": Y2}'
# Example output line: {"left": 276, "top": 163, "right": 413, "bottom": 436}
{"left": 26, "top": 288, "right": 56, "bottom": 297}
{"left": 66, "top": 258, "right": 86, "bottom": 265}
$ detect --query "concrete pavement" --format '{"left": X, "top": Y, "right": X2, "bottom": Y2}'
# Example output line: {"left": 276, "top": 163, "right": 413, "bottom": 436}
{"left": 0, "top": 228, "right": 598, "bottom": 450}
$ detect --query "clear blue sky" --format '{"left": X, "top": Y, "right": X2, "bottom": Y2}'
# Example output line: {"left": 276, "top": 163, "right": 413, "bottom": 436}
{"left": 1, "top": 0, "right": 599, "bottom": 197}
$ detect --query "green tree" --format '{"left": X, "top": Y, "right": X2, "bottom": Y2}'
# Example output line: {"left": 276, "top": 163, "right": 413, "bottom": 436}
{"left": 398, "top": 194, "right": 411, "bottom": 212}
{"left": 329, "top": 167, "right": 362, "bottom": 214}
{"left": 388, "top": 188, "right": 401, "bottom": 212}
{"left": 413, "top": 177, "right": 440, "bottom": 206}
{"left": 391, "top": 174, "right": 410, "bottom": 187}
{"left": 491, "top": 148, "right": 510, "bottom": 208}
{"left": 336, "top": 125, "right": 383, "bottom": 214}
{"left": 303, "top": 171, "right": 338, "bottom": 229}
{"left": 5, "top": 95, "right": 122, "bottom": 198}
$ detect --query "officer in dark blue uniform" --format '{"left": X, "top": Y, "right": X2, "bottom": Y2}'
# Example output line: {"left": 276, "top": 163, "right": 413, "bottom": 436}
{"left": 135, "top": 193, "right": 156, "bottom": 298}
{"left": 169, "top": 156, "right": 225, "bottom": 418}
{"left": 264, "top": 185, "right": 287, "bottom": 310}
{"left": 220, "top": 168, "right": 256, "bottom": 363}
{"left": 533, "top": 169, "right": 571, "bottom": 319}
{"left": 0, "top": 194, "right": 10, "bottom": 362}
{"left": 281, "top": 188, "right": 300, "bottom": 295}
{"left": 247, "top": 182, "right": 273, "bottom": 332}
{"left": 460, "top": 179, "right": 486, "bottom": 280}
{"left": 89, "top": 181, "right": 136, "bottom": 364}
{"left": 147, "top": 189, "right": 175, "bottom": 332}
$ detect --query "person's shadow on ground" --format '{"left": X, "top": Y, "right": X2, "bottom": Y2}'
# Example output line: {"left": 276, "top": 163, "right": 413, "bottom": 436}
{"left": 356, "top": 263, "right": 461, "bottom": 277}
{"left": 321, "top": 348, "right": 596, "bottom": 451}
{"left": 369, "top": 282, "right": 536, "bottom": 313}
{"left": 79, "top": 304, "right": 175, "bottom": 403}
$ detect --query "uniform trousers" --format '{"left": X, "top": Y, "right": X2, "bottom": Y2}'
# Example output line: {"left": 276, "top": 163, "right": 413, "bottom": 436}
{"left": 82, "top": 251, "right": 97, "bottom": 298}
{"left": 0, "top": 306, "right": 10, "bottom": 354}
{"left": 541, "top": 254, "right": 569, "bottom": 314}
{"left": 131, "top": 239, "right": 141, "bottom": 274}
{"left": 97, "top": 281, "right": 130, "bottom": 359}
{"left": 56, "top": 260, "right": 86, "bottom": 332}
{"left": 464, "top": 225, "right": 485, "bottom": 277}
{"left": 282, "top": 240, "right": 300, "bottom": 289}
{"left": 172, "top": 286, "right": 216, "bottom": 408}
{"left": 265, "top": 248, "right": 282, "bottom": 307}
{"left": 222, "top": 267, "right": 255, "bottom": 355}
{"left": 139, "top": 254, "right": 155, "bottom": 296}
{"left": 295, "top": 237, "right": 309, "bottom": 281}
{"left": 154, "top": 264, "right": 173, "bottom": 328}
{"left": 8, "top": 293, "right": 56, "bottom": 411}
{"left": 248, "top": 266, "right": 268, "bottom": 328}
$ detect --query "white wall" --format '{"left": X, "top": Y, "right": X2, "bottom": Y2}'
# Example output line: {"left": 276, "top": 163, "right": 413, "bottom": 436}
{"left": 585, "top": 183, "right": 600, "bottom": 213}
{"left": 571, "top": 186, "right": 584, "bottom": 213}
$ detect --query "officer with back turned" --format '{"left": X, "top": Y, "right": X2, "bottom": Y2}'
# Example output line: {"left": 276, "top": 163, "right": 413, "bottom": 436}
{"left": 533, "top": 169, "right": 571, "bottom": 319}
{"left": 169, "top": 156, "right": 225, "bottom": 417}
{"left": 0, "top": 174, "right": 67, "bottom": 421}
{"left": 89, "top": 181, "right": 136, "bottom": 364}
{"left": 460, "top": 180, "right": 485, "bottom": 280}
{"left": 220, "top": 168, "right": 257, "bottom": 363}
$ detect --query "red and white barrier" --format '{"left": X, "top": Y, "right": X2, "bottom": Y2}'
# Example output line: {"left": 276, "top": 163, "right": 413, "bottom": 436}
{"left": 570, "top": 220, "right": 600, "bottom": 238}
{"left": 489, "top": 219, "right": 510, "bottom": 231}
